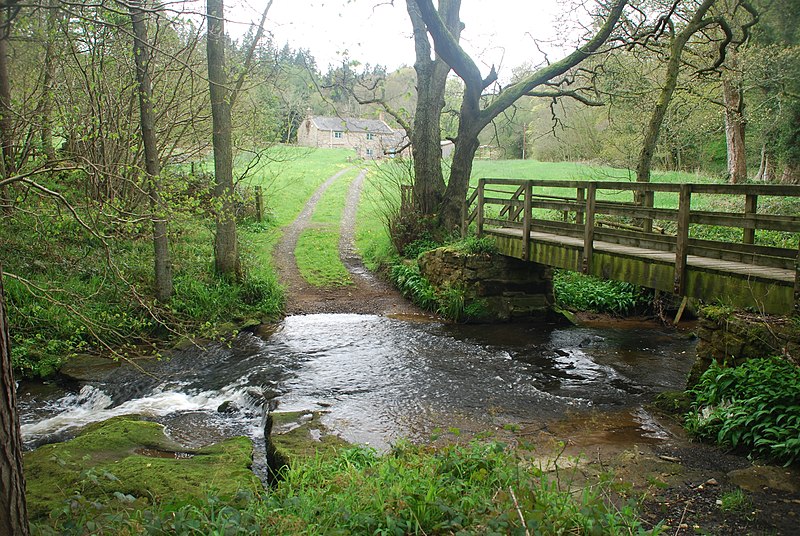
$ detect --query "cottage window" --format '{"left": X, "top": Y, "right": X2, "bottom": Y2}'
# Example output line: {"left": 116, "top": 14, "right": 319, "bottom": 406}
{"left": 366, "top": 148, "right": 374, "bottom": 157}
{"left": 366, "top": 133, "right": 374, "bottom": 140}
{"left": 334, "top": 131, "right": 343, "bottom": 139}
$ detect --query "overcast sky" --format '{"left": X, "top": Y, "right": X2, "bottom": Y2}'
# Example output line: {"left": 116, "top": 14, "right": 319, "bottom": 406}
{"left": 226, "top": 0, "right": 569, "bottom": 77}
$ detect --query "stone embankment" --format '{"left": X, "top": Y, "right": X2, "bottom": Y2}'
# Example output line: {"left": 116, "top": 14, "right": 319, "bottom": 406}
{"left": 418, "top": 248, "right": 554, "bottom": 322}
{"left": 691, "top": 306, "right": 800, "bottom": 385}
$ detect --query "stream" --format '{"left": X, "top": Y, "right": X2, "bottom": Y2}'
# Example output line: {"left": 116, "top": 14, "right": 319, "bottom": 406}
{"left": 18, "top": 314, "right": 696, "bottom": 462}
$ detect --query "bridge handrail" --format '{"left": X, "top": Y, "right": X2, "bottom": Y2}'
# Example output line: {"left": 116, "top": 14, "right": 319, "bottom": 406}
{"left": 463, "top": 178, "right": 800, "bottom": 300}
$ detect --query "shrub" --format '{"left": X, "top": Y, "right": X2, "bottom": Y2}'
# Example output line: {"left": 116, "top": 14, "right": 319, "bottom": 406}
{"left": 456, "top": 235, "right": 498, "bottom": 255}
{"left": 685, "top": 357, "right": 800, "bottom": 465}
{"left": 389, "top": 263, "right": 438, "bottom": 310}
{"left": 402, "top": 235, "right": 441, "bottom": 259}
{"left": 553, "top": 270, "right": 651, "bottom": 316}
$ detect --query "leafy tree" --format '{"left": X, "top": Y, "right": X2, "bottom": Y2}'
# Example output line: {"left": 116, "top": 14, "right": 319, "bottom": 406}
{"left": 633, "top": 0, "right": 757, "bottom": 185}
{"left": 130, "top": 0, "right": 173, "bottom": 302}
{"left": 409, "top": 0, "right": 629, "bottom": 229}
{"left": 747, "top": 0, "right": 800, "bottom": 183}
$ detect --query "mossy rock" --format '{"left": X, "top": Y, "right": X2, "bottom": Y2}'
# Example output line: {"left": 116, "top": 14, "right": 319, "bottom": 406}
{"left": 651, "top": 390, "right": 693, "bottom": 416}
{"left": 271, "top": 411, "right": 349, "bottom": 460}
{"left": 24, "top": 416, "right": 261, "bottom": 519}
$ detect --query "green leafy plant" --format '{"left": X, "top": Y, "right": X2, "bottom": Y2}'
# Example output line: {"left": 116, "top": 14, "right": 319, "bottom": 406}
{"left": 436, "top": 284, "right": 465, "bottom": 321}
{"left": 402, "top": 235, "right": 441, "bottom": 259}
{"left": 685, "top": 357, "right": 800, "bottom": 465}
{"left": 389, "top": 263, "right": 438, "bottom": 310}
{"left": 553, "top": 270, "right": 651, "bottom": 316}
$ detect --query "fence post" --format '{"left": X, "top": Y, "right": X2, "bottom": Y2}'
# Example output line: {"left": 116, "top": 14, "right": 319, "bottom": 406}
{"left": 255, "top": 186, "right": 264, "bottom": 222}
{"left": 476, "top": 179, "right": 485, "bottom": 238}
{"left": 461, "top": 197, "right": 468, "bottom": 238}
{"left": 576, "top": 187, "right": 585, "bottom": 226}
{"left": 582, "top": 183, "right": 596, "bottom": 274}
{"left": 674, "top": 184, "right": 692, "bottom": 295}
{"left": 642, "top": 190, "right": 654, "bottom": 233}
{"left": 744, "top": 194, "right": 758, "bottom": 245}
{"left": 522, "top": 181, "right": 532, "bottom": 260}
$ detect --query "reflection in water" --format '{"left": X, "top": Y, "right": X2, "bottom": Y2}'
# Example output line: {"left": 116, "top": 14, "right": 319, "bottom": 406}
{"left": 18, "top": 314, "right": 696, "bottom": 451}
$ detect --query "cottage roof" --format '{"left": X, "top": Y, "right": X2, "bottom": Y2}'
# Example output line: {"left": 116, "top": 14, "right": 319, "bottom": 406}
{"left": 310, "top": 116, "right": 395, "bottom": 135}
{"left": 383, "top": 128, "right": 409, "bottom": 149}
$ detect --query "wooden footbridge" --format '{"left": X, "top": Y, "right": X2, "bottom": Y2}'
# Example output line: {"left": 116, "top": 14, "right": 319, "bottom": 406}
{"left": 463, "top": 179, "right": 800, "bottom": 315}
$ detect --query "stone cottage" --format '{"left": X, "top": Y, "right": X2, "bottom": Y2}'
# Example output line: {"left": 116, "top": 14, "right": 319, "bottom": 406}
{"left": 297, "top": 112, "right": 409, "bottom": 159}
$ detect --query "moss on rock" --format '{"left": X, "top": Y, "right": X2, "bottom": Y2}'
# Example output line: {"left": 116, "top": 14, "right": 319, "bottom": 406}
{"left": 271, "top": 411, "right": 349, "bottom": 460}
{"left": 24, "top": 416, "right": 261, "bottom": 519}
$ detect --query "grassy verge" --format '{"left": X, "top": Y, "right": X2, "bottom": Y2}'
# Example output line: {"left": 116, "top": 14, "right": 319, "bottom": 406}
{"left": 355, "top": 166, "right": 400, "bottom": 270}
{"left": 33, "top": 439, "right": 661, "bottom": 535}
{"left": 295, "top": 229, "right": 352, "bottom": 287}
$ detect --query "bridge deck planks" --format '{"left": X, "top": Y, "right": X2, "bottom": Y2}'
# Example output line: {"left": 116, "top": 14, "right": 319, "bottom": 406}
{"left": 490, "top": 227, "right": 795, "bottom": 284}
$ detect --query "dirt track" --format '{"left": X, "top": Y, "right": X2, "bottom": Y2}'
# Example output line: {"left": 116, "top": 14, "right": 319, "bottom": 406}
{"left": 272, "top": 167, "right": 423, "bottom": 317}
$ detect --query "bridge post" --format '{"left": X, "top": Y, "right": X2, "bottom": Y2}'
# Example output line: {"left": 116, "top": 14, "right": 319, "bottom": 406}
{"left": 674, "top": 184, "right": 692, "bottom": 295}
{"left": 744, "top": 194, "right": 758, "bottom": 245}
{"left": 642, "top": 190, "right": 654, "bottom": 233}
{"left": 255, "top": 186, "right": 264, "bottom": 222}
{"left": 476, "top": 178, "right": 485, "bottom": 237}
{"left": 522, "top": 181, "right": 532, "bottom": 260}
{"left": 575, "top": 187, "right": 585, "bottom": 226}
{"left": 582, "top": 183, "right": 596, "bottom": 274}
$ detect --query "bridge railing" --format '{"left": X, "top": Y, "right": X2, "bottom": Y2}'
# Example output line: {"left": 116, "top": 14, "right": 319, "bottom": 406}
{"left": 464, "top": 178, "right": 800, "bottom": 298}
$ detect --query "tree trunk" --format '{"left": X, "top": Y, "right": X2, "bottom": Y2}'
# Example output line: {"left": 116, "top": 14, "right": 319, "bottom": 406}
{"left": 413, "top": 0, "right": 627, "bottom": 231}
{"left": 635, "top": 0, "right": 716, "bottom": 185}
{"left": 0, "top": 5, "right": 15, "bottom": 212}
{"left": 131, "top": 0, "right": 173, "bottom": 301}
{"left": 0, "top": 267, "right": 29, "bottom": 536}
{"left": 406, "top": 0, "right": 461, "bottom": 217}
{"left": 38, "top": 1, "right": 60, "bottom": 162}
{"left": 781, "top": 162, "right": 800, "bottom": 184}
{"left": 206, "top": 0, "right": 241, "bottom": 279}
{"left": 755, "top": 144, "right": 774, "bottom": 182}
{"left": 722, "top": 73, "right": 746, "bottom": 184}
{"left": 439, "top": 107, "right": 480, "bottom": 230}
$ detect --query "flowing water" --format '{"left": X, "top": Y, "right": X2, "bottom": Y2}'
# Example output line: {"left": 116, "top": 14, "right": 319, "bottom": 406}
{"left": 18, "top": 314, "right": 697, "bottom": 458}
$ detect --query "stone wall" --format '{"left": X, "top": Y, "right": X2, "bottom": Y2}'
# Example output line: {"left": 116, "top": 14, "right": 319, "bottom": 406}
{"left": 690, "top": 306, "right": 800, "bottom": 385}
{"left": 417, "top": 248, "right": 554, "bottom": 322}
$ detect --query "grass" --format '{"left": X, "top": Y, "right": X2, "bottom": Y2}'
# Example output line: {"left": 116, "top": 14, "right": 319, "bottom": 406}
{"left": 295, "top": 228, "right": 353, "bottom": 287}
{"left": 237, "top": 146, "right": 354, "bottom": 228}
{"left": 355, "top": 170, "right": 397, "bottom": 271}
